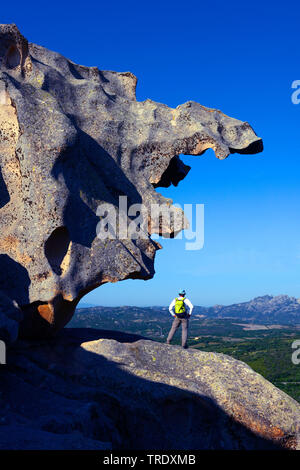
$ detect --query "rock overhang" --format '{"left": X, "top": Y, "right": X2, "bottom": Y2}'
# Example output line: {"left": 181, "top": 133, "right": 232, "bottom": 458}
{"left": 0, "top": 24, "right": 263, "bottom": 340}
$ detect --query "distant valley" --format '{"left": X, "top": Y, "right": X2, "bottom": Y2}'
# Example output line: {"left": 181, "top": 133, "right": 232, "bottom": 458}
{"left": 75, "top": 295, "right": 300, "bottom": 326}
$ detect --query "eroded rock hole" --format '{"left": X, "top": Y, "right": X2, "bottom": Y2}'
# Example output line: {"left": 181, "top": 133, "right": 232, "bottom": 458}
{"left": 44, "top": 226, "right": 71, "bottom": 276}
{"left": 6, "top": 45, "right": 21, "bottom": 69}
{"left": 152, "top": 155, "right": 191, "bottom": 188}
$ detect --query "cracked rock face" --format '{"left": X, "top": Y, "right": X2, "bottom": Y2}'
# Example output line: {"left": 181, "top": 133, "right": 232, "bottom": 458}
{"left": 0, "top": 24, "right": 263, "bottom": 341}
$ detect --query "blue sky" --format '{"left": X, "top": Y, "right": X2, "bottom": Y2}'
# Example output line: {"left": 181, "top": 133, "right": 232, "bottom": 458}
{"left": 3, "top": 1, "right": 300, "bottom": 306}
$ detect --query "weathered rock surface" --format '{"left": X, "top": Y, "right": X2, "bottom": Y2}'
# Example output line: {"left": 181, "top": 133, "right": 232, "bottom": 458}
{"left": 0, "top": 24, "right": 263, "bottom": 340}
{"left": 1, "top": 329, "right": 299, "bottom": 450}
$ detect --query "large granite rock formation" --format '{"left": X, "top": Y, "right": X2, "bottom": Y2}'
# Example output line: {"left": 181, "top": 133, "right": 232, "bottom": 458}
{"left": 1, "top": 329, "right": 299, "bottom": 450}
{"left": 0, "top": 24, "right": 263, "bottom": 341}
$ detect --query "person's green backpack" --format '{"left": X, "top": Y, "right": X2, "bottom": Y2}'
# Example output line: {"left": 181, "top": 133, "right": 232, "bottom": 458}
{"left": 174, "top": 297, "right": 186, "bottom": 317}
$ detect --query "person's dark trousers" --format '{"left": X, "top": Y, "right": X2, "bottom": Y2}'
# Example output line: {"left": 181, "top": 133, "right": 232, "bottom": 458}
{"left": 167, "top": 315, "right": 189, "bottom": 348}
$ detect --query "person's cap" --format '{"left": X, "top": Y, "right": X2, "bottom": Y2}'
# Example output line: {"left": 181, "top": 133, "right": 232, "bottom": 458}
{"left": 179, "top": 289, "right": 186, "bottom": 295}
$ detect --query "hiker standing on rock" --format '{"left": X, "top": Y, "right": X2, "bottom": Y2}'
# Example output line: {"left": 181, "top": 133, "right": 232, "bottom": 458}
{"left": 167, "top": 289, "right": 193, "bottom": 349}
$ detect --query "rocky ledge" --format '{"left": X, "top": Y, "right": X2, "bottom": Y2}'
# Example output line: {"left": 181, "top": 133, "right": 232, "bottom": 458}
{"left": 1, "top": 329, "right": 299, "bottom": 450}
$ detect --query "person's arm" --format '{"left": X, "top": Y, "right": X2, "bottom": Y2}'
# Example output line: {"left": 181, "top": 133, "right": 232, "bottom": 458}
{"left": 169, "top": 299, "right": 176, "bottom": 316}
{"left": 185, "top": 298, "right": 193, "bottom": 316}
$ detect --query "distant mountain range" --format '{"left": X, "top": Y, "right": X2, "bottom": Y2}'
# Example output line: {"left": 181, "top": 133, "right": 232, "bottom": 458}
{"left": 201, "top": 295, "right": 300, "bottom": 324}
{"left": 77, "top": 302, "right": 97, "bottom": 309}
{"left": 74, "top": 295, "right": 300, "bottom": 325}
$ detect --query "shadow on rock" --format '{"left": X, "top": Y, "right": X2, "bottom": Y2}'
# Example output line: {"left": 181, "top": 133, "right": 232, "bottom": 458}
{"left": 0, "top": 328, "right": 294, "bottom": 450}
